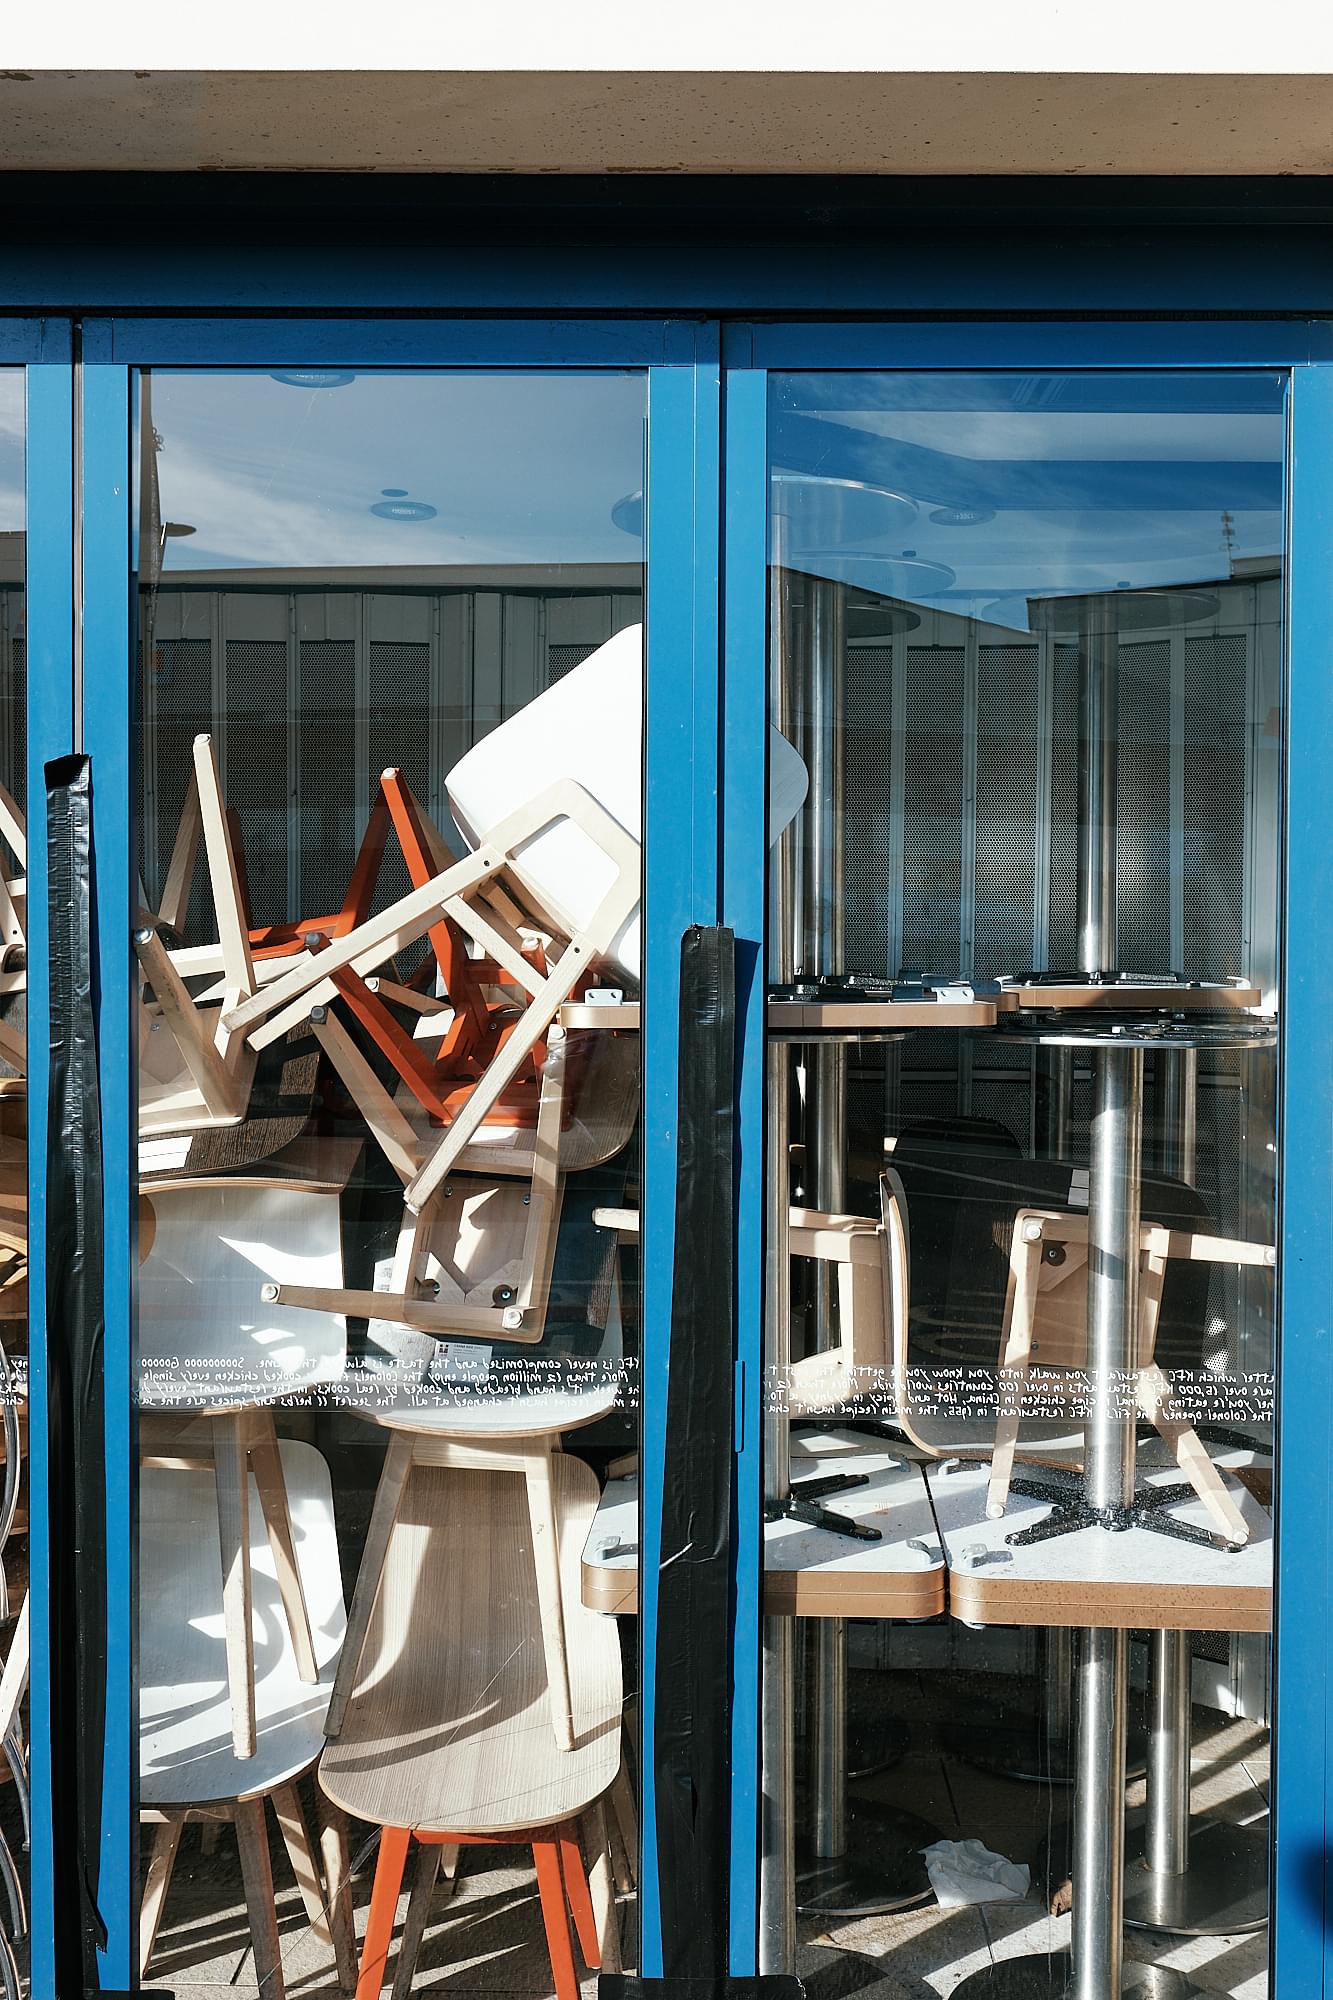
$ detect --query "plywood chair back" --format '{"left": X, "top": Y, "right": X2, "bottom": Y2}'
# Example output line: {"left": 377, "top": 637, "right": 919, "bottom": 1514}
{"left": 986, "top": 1207, "right": 1274, "bottom": 1541}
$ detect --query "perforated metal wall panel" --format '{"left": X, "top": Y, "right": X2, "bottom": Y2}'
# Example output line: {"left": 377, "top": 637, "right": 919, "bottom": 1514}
{"left": 1184, "top": 632, "right": 1247, "bottom": 980}
{"left": 367, "top": 639, "right": 432, "bottom": 915}
{"left": 2, "top": 632, "right": 23, "bottom": 814}
{"left": 141, "top": 634, "right": 214, "bottom": 943}
{"left": 224, "top": 637, "right": 289, "bottom": 930}
{"left": 1048, "top": 643, "right": 1082, "bottom": 972}
{"left": 902, "top": 646, "right": 964, "bottom": 975}
{"left": 976, "top": 643, "right": 1039, "bottom": 981}
{"left": 1116, "top": 640, "right": 1172, "bottom": 975}
{"left": 548, "top": 641, "right": 600, "bottom": 684}
{"left": 844, "top": 645, "right": 895, "bottom": 976}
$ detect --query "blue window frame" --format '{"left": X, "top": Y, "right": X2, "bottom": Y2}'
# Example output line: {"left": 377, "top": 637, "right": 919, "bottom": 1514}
{"left": 8, "top": 296, "right": 1333, "bottom": 1999}
{"left": 49, "top": 315, "right": 726, "bottom": 1991}
{"left": 721, "top": 316, "right": 1333, "bottom": 1996}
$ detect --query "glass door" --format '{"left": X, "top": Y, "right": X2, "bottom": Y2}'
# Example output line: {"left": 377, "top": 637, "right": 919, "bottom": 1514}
{"left": 53, "top": 318, "right": 726, "bottom": 1997}
{"left": 720, "top": 331, "right": 1317, "bottom": 2000}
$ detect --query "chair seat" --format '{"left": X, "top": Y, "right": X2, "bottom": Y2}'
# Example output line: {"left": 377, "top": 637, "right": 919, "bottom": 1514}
{"left": 138, "top": 1182, "right": 347, "bottom": 1408}
{"left": 319, "top": 1453, "right": 620, "bottom": 1834}
{"left": 140, "top": 1440, "right": 346, "bottom": 1806}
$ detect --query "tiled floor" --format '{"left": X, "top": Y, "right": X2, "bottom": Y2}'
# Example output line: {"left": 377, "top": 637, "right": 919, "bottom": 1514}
{"left": 142, "top": 1678, "right": 1270, "bottom": 1999}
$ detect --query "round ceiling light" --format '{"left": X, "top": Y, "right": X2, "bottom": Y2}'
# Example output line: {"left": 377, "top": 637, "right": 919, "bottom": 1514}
{"left": 370, "top": 498, "right": 438, "bottom": 523}
{"left": 929, "top": 504, "right": 996, "bottom": 527}
{"left": 270, "top": 369, "right": 356, "bottom": 390}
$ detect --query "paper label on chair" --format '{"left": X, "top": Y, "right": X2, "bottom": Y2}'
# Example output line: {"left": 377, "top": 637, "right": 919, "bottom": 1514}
{"left": 1067, "top": 1168, "right": 1089, "bottom": 1208}
{"left": 427, "top": 1342, "right": 493, "bottom": 1387}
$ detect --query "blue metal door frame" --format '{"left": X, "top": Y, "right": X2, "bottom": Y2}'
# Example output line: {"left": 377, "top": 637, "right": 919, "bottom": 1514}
{"left": 719, "top": 317, "right": 1333, "bottom": 1997}
{"left": 49, "top": 315, "right": 731, "bottom": 1991}
{"left": 8, "top": 299, "right": 1333, "bottom": 1998}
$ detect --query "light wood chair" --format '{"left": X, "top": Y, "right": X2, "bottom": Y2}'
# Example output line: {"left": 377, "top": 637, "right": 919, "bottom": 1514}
{"left": 136, "top": 735, "right": 263, "bottom": 1139}
{"left": 323, "top": 1256, "right": 626, "bottom": 1754}
{"left": 139, "top": 1442, "right": 354, "bottom": 1998}
{"left": 599, "top": 1171, "right": 1258, "bottom": 1543}
{"left": 276, "top": 1012, "right": 636, "bottom": 1348}
{"left": 319, "top": 1452, "right": 626, "bottom": 1992}
{"left": 985, "top": 1208, "right": 1275, "bottom": 1531}
{"left": 0, "top": 783, "right": 26, "bottom": 1080}
{"left": 138, "top": 1171, "right": 351, "bottom": 1758}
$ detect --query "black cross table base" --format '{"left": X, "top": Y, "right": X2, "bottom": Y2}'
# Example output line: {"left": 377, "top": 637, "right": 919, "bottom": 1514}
{"left": 1004, "top": 1467, "right": 1246, "bottom": 1556}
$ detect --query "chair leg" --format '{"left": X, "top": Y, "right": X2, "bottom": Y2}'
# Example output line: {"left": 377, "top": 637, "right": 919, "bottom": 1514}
{"left": 327, "top": 1434, "right": 416, "bottom": 1738}
{"left": 212, "top": 1413, "right": 256, "bottom": 1759}
{"left": 582, "top": 1801, "right": 621, "bottom": 1974}
{"left": 388, "top": 1842, "right": 442, "bottom": 2000}
{"left": 319, "top": 1800, "right": 359, "bottom": 1996}
{"left": 609, "top": 1758, "right": 638, "bottom": 1893}
{"left": 234, "top": 1796, "right": 285, "bottom": 2000}
{"left": 250, "top": 1413, "right": 319, "bottom": 1684}
{"left": 523, "top": 1442, "right": 575, "bottom": 1751}
{"left": 532, "top": 1836, "right": 580, "bottom": 2000}
{"left": 558, "top": 1821, "right": 601, "bottom": 1970}
{"left": 139, "top": 1817, "right": 183, "bottom": 1979}
{"left": 272, "top": 1783, "right": 333, "bottom": 1947}
{"left": 987, "top": 1235, "right": 1041, "bottom": 1522}
{"left": 356, "top": 1826, "right": 412, "bottom": 2000}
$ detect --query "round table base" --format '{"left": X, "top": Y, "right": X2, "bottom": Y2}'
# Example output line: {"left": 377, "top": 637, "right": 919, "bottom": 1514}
{"left": 795, "top": 1801, "right": 937, "bottom": 1917}
{"left": 847, "top": 1712, "right": 909, "bottom": 1782}
{"left": 1122, "top": 1817, "right": 1269, "bottom": 1937}
{"left": 948, "top": 1952, "right": 1206, "bottom": 1998}
{"left": 943, "top": 1689, "right": 1148, "bottom": 1788}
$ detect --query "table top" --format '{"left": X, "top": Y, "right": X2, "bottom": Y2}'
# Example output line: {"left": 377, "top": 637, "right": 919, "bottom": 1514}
{"left": 996, "top": 981, "right": 1263, "bottom": 1014}
{"left": 319, "top": 1453, "right": 622, "bottom": 1834}
{"left": 559, "top": 999, "right": 995, "bottom": 1034}
{"left": 139, "top": 1440, "right": 346, "bottom": 1806}
{"left": 926, "top": 1450, "right": 1273, "bottom": 1633}
{"left": 581, "top": 1427, "right": 946, "bottom": 1621}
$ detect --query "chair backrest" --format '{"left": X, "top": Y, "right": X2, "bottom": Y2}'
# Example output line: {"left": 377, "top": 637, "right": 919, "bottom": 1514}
{"left": 889, "top": 1144, "right": 1214, "bottom": 1376}
{"left": 446, "top": 622, "right": 808, "bottom": 983}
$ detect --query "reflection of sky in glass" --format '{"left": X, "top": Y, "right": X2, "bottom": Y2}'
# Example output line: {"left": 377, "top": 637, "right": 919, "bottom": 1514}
{"left": 0, "top": 373, "right": 23, "bottom": 535}
{"left": 148, "top": 371, "right": 646, "bottom": 573}
{"left": 770, "top": 372, "right": 1285, "bottom": 626}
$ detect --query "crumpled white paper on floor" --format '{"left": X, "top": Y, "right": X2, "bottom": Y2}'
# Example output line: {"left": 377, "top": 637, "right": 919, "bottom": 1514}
{"left": 920, "top": 1837, "right": 1031, "bottom": 1906}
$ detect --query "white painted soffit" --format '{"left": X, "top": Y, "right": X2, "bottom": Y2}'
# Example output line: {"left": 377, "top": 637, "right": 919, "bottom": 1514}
{"left": 9, "top": 0, "right": 1333, "bottom": 73}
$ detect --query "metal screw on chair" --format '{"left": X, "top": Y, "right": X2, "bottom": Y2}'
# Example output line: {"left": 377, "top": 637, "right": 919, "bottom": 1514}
{"left": 493, "top": 1285, "right": 516, "bottom": 1305}
{"left": 260, "top": 1284, "right": 279, "bottom": 1304}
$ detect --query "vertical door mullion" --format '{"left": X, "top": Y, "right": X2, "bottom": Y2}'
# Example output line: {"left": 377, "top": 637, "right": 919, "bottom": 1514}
{"left": 639, "top": 323, "right": 723, "bottom": 1976}
{"left": 1273, "top": 363, "right": 1333, "bottom": 1997}
{"left": 720, "top": 327, "right": 769, "bottom": 1974}
{"left": 81, "top": 352, "right": 136, "bottom": 1992}
{"left": 24, "top": 323, "right": 76, "bottom": 2000}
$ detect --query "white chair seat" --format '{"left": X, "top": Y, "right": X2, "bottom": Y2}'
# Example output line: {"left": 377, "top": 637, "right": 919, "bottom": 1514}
{"left": 140, "top": 1440, "right": 346, "bottom": 1805}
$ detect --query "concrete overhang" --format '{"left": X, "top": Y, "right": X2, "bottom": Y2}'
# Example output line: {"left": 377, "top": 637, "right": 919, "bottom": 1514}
{"left": 2, "top": 66, "right": 1333, "bottom": 176}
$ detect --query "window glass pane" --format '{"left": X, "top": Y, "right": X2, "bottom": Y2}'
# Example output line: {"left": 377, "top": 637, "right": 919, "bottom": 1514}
{"left": 765, "top": 370, "right": 1281, "bottom": 1996}
{"left": 135, "top": 369, "right": 644, "bottom": 1995}
{"left": 0, "top": 369, "right": 25, "bottom": 2000}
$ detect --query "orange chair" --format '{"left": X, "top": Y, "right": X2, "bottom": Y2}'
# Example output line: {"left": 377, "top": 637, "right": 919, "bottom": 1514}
{"left": 355, "top": 1822, "right": 600, "bottom": 2000}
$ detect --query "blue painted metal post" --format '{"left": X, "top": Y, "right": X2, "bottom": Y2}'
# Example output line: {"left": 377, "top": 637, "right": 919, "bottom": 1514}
{"left": 80, "top": 351, "right": 135, "bottom": 1994}
{"left": 24, "top": 322, "right": 76, "bottom": 2000}
{"left": 1273, "top": 363, "right": 1333, "bottom": 1999}
{"left": 639, "top": 323, "right": 722, "bottom": 1976}
{"left": 720, "top": 327, "right": 770, "bottom": 1976}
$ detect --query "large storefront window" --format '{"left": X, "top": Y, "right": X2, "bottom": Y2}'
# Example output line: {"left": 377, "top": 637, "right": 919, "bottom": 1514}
{"left": 763, "top": 372, "right": 1281, "bottom": 1998}
{"left": 133, "top": 369, "right": 644, "bottom": 1998}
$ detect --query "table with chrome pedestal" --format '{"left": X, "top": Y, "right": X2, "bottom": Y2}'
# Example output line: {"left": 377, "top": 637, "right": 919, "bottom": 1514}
{"left": 931, "top": 1009, "right": 1274, "bottom": 2000}
{"left": 767, "top": 1000, "right": 995, "bottom": 1920}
